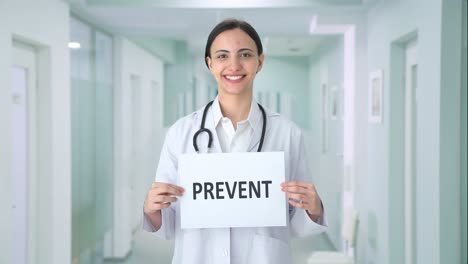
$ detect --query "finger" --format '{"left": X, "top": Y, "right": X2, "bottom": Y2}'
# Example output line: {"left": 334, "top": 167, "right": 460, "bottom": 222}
{"left": 154, "top": 184, "right": 184, "bottom": 196}
{"left": 152, "top": 182, "right": 185, "bottom": 193}
{"left": 151, "top": 193, "right": 179, "bottom": 203}
{"left": 154, "top": 196, "right": 178, "bottom": 204}
{"left": 286, "top": 192, "right": 307, "bottom": 202}
{"left": 288, "top": 199, "right": 305, "bottom": 209}
{"left": 145, "top": 200, "right": 170, "bottom": 214}
{"left": 281, "top": 181, "right": 315, "bottom": 190}
{"left": 153, "top": 202, "right": 171, "bottom": 210}
{"left": 148, "top": 189, "right": 177, "bottom": 201}
{"left": 281, "top": 186, "right": 312, "bottom": 194}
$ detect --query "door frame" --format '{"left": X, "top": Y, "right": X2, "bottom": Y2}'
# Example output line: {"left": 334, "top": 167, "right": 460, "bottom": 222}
{"left": 404, "top": 38, "right": 417, "bottom": 264}
{"left": 11, "top": 40, "right": 38, "bottom": 264}
{"left": 389, "top": 31, "right": 418, "bottom": 264}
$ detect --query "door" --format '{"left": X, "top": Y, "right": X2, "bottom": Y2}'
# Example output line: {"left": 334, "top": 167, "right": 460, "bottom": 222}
{"left": 404, "top": 38, "right": 417, "bottom": 264}
{"left": 11, "top": 41, "right": 37, "bottom": 264}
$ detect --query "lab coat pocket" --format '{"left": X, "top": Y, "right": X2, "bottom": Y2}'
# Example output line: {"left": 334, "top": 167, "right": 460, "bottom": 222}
{"left": 247, "top": 234, "right": 291, "bottom": 264}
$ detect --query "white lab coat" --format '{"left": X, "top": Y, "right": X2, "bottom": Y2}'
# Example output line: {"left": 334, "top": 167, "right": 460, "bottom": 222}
{"left": 143, "top": 102, "right": 327, "bottom": 264}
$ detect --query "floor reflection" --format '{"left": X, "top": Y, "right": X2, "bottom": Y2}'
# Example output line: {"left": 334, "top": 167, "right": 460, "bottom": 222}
{"left": 99, "top": 231, "right": 333, "bottom": 264}
{"left": 102, "top": 230, "right": 173, "bottom": 264}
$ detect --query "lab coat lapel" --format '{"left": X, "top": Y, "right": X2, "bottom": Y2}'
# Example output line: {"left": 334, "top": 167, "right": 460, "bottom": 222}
{"left": 202, "top": 107, "right": 222, "bottom": 153}
{"left": 247, "top": 112, "right": 270, "bottom": 152}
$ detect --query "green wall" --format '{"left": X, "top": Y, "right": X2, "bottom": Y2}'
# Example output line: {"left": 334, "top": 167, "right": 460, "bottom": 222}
{"left": 439, "top": 2, "right": 464, "bottom": 263}
{"left": 461, "top": 1, "right": 467, "bottom": 263}
{"left": 364, "top": 0, "right": 464, "bottom": 263}
{"left": 307, "top": 37, "right": 344, "bottom": 249}
{"left": 164, "top": 41, "right": 193, "bottom": 126}
{"left": 255, "top": 56, "right": 311, "bottom": 128}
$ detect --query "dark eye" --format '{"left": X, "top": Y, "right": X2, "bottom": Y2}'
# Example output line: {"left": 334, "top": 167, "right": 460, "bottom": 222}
{"left": 240, "top": 53, "right": 252, "bottom": 58}
{"left": 217, "top": 54, "right": 228, "bottom": 59}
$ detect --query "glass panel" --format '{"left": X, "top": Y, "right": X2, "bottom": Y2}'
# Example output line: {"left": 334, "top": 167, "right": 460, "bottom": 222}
{"left": 70, "top": 17, "right": 93, "bottom": 263}
{"left": 94, "top": 30, "right": 114, "bottom": 252}
{"left": 70, "top": 16, "right": 114, "bottom": 263}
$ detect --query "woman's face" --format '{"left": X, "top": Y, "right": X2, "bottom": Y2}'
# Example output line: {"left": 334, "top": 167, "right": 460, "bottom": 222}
{"left": 206, "top": 28, "right": 264, "bottom": 98}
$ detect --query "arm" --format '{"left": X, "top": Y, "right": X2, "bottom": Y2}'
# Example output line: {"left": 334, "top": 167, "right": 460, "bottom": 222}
{"left": 142, "top": 127, "right": 181, "bottom": 240}
{"left": 143, "top": 182, "right": 183, "bottom": 231}
{"left": 284, "top": 132, "right": 328, "bottom": 237}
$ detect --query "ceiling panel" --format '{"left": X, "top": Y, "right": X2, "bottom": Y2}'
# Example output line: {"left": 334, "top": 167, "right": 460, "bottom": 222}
{"left": 70, "top": 0, "right": 370, "bottom": 58}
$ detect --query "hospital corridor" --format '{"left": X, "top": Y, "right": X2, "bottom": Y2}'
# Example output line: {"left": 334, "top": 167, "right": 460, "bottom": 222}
{"left": 0, "top": 0, "right": 466, "bottom": 264}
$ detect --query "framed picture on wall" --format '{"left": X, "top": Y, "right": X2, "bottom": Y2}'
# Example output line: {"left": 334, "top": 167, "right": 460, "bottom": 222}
{"left": 368, "top": 69, "right": 383, "bottom": 124}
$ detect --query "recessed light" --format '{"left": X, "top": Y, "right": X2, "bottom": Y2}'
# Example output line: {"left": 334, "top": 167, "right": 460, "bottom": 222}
{"left": 68, "top": 42, "right": 81, "bottom": 49}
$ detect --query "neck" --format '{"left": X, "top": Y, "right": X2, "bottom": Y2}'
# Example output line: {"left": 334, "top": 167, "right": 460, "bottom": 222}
{"left": 218, "top": 93, "right": 252, "bottom": 128}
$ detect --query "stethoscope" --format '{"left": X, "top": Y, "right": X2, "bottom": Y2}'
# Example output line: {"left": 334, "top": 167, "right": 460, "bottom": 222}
{"left": 193, "top": 100, "right": 267, "bottom": 153}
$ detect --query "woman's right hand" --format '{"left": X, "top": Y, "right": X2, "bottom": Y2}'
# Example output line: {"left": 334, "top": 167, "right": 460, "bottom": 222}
{"left": 144, "top": 182, "right": 184, "bottom": 216}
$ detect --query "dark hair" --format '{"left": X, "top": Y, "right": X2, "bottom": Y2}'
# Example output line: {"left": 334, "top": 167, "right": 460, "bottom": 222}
{"left": 204, "top": 19, "right": 263, "bottom": 68}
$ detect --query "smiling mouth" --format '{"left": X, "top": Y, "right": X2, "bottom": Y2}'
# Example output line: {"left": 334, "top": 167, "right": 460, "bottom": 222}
{"left": 224, "top": 75, "right": 245, "bottom": 81}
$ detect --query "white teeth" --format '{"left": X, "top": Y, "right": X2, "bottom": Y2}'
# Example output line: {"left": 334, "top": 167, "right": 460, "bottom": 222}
{"left": 225, "top": 75, "right": 243, "bottom": 80}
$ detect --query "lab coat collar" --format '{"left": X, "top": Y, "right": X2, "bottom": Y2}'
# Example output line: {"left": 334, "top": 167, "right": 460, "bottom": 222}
{"left": 210, "top": 96, "right": 267, "bottom": 152}
{"left": 211, "top": 97, "right": 224, "bottom": 128}
{"left": 211, "top": 96, "right": 261, "bottom": 130}
{"left": 247, "top": 99, "right": 269, "bottom": 152}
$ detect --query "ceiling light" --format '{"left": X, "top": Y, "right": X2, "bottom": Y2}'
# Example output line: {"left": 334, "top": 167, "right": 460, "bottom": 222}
{"left": 310, "top": 16, "right": 318, "bottom": 33}
{"left": 68, "top": 42, "right": 81, "bottom": 49}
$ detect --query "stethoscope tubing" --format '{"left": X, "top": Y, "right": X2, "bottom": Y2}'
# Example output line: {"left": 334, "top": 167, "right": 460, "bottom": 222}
{"left": 193, "top": 100, "right": 267, "bottom": 153}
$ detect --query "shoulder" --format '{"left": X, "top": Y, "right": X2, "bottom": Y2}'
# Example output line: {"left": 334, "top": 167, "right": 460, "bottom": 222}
{"left": 266, "top": 109, "right": 303, "bottom": 138}
{"left": 165, "top": 108, "right": 203, "bottom": 138}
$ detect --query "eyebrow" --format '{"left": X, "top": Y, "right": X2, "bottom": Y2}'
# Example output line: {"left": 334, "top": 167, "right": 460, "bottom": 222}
{"left": 214, "top": 48, "right": 255, "bottom": 54}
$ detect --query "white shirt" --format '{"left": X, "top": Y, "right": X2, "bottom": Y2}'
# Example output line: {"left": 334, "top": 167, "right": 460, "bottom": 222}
{"left": 212, "top": 97, "right": 258, "bottom": 154}
{"left": 143, "top": 96, "right": 327, "bottom": 264}
{"left": 212, "top": 98, "right": 260, "bottom": 263}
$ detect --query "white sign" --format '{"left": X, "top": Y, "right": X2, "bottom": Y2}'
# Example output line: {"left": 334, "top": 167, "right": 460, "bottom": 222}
{"left": 178, "top": 152, "right": 287, "bottom": 229}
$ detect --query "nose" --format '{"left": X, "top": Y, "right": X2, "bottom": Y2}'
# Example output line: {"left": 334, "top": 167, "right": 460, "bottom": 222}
{"left": 227, "top": 56, "right": 242, "bottom": 71}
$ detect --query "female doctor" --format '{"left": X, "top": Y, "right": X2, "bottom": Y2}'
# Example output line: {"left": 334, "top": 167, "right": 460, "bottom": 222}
{"left": 143, "top": 19, "right": 327, "bottom": 264}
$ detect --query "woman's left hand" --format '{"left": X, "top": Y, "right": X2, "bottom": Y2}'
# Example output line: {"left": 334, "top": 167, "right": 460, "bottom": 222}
{"left": 281, "top": 181, "right": 323, "bottom": 222}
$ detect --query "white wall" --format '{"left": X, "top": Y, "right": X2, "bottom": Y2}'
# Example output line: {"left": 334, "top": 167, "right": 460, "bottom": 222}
{"left": 0, "top": 1, "right": 71, "bottom": 264}
{"left": 111, "top": 36, "right": 165, "bottom": 258}
{"left": 361, "top": 0, "right": 463, "bottom": 263}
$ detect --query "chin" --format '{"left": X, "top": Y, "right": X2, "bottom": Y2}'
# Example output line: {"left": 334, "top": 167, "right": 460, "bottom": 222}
{"left": 221, "top": 88, "right": 250, "bottom": 97}
{"left": 221, "top": 84, "right": 252, "bottom": 96}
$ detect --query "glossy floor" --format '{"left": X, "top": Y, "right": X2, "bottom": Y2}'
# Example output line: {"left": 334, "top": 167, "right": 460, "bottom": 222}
{"left": 101, "top": 230, "right": 332, "bottom": 264}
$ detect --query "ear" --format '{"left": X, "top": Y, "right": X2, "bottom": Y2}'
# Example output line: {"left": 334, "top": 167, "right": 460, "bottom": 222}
{"left": 206, "top": 56, "right": 213, "bottom": 72}
{"left": 256, "top": 54, "right": 265, "bottom": 74}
